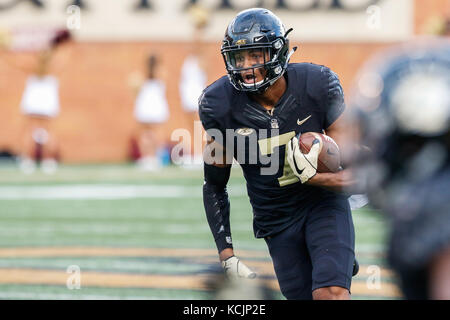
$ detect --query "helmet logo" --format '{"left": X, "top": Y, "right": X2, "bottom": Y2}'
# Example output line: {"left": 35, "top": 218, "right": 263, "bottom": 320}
{"left": 274, "top": 66, "right": 282, "bottom": 75}
{"left": 236, "top": 39, "right": 247, "bottom": 45}
{"left": 273, "top": 40, "right": 283, "bottom": 49}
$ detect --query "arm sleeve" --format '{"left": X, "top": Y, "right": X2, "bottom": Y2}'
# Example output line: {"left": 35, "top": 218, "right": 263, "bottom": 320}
{"left": 322, "top": 67, "right": 346, "bottom": 128}
{"left": 203, "top": 163, "right": 233, "bottom": 253}
{"left": 199, "top": 87, "right": 234, "bottom": 253}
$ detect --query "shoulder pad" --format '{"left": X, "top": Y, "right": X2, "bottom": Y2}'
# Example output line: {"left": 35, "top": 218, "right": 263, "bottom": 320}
{"left": 286, "top": 63, "right": 325, "bottom": 103}
{"left": 199, "top": 76, "right": 234, "bottom": 131}
{"left": 291, "top": 63, "right": 344, "bottom": 111}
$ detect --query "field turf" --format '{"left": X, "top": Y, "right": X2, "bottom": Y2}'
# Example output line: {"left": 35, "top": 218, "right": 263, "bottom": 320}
{"left": 0, "top": 164, "right": 401, "bottom": 299}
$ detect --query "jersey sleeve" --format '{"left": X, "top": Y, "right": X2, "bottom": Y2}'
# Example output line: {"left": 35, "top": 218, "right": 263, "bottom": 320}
{"left": 198, "top": 78, "right": 231, "bottom": 146}
{"left": 198, "top": 90, "right": 219, "bottom": 132}
{"left": 321, "top": 66, "right": 346, "bottom": 128}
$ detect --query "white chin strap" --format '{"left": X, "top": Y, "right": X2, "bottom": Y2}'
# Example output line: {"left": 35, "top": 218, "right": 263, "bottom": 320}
{"left": 242, "top": 79, "right": 264, "bottom": 88}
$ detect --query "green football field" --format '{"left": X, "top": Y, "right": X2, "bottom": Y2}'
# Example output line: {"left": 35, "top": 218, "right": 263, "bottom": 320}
{"left": 0, "top": 163, "right": 401, "bottom": 300}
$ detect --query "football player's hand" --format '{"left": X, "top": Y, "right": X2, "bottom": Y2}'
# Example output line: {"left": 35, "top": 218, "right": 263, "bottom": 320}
{"left": 287, "top": 135, "right": 322, "bottom": 184}
{"left": 221, "top": 256, "right": 256, "bottom": 279}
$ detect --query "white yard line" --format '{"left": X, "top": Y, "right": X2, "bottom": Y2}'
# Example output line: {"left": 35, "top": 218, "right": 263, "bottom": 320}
{"left": 0, "top": 291, "right": 169, "bottom": 300}
{"left": 0, "top": 184, "right": 247, "bottom": 200}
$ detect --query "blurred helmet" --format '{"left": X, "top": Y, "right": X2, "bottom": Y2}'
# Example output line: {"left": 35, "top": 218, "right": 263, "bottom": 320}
{"left": 351, "top": 38, "right": 450, "bottom": 205}
{"left": 221, "top": 8, "right": 295, "bottom": 93}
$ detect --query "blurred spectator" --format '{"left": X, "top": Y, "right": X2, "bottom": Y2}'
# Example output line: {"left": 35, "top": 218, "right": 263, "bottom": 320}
{"left": 129, "top": 53, "right": 170, "bottom": 171}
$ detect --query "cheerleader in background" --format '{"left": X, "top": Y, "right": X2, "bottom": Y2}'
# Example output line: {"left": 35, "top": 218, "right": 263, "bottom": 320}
{"left": 178, "top": 4, "right": 209, "bottom": 167}
{"left": 1, "top": 29, "right": 71, "bottom": 174}
{"left": 130, "top": 54, "right": 170, "bottom": 171}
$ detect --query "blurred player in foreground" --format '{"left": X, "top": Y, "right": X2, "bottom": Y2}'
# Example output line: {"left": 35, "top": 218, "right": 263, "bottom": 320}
{"left": 351, "top": 38, "right": 450, "bottom": 299}
{"left": 199, "top": 8, "right": 362, "bottom": 300}
{"left": 205, "top": 271, "right": 275, "bottom": 300}
{"left": 129, "top": 53, "right": 170, "bottom": 171}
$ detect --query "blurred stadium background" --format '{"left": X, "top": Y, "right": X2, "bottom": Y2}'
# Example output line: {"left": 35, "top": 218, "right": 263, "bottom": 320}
{"left": 0, "top": 0, "right": 448, "bottom": 300}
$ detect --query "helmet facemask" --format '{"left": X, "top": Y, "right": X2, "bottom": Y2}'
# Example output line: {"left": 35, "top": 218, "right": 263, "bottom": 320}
{"left": 221, "top": 38, "right": 290, "bottom": 93}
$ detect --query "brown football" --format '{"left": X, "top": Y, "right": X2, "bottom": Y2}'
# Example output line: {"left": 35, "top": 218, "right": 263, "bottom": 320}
{"left": 298, "top": 132, "right": 341, "bottom": 173}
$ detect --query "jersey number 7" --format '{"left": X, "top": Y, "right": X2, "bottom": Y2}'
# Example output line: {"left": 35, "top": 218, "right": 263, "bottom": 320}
{"left": 258, "top": 131, "right": 299, "bottom": 187}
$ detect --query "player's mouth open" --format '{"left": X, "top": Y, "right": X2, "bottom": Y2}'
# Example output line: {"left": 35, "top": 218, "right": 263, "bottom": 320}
{"left": 243, "top": 73, "right": 257, "bottom": 83}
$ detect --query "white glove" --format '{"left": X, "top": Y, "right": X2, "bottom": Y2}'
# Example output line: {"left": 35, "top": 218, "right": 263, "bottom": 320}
{"left": 287, "top": 134, "right": 322, "bottom": 184}
{"left": 221, "top": 256, "right": 256, "bottom": 279}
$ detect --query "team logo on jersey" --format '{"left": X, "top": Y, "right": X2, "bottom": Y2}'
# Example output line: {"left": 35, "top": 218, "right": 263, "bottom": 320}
{"left": 271, "top": 119, "right": 279, "bottom": 129}
{"left": 236, "top": 128, "right": 255, "bottom": 136}
{"left": 297, "top": 115, "right": 312, "bottom": 126}
{"left": 254, "top": 35, "right": 265, "bottom": 42}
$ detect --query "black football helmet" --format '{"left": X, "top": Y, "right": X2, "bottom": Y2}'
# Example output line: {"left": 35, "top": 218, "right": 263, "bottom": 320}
{"left": 350, "top": 38, "right": 450, "bottom": 207}
{"left": 221, "top": 8, "right": 296, "bottom": 93}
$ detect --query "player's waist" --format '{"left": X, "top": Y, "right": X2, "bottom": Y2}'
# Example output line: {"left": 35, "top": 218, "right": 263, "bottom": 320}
{"left": 247, "top": 182, "right": 348, "bottom": 210}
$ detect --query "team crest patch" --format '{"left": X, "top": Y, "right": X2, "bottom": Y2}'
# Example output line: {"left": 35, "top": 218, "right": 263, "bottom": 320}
{"left": 236, "top": 128, "right": 254, "bottom": 136}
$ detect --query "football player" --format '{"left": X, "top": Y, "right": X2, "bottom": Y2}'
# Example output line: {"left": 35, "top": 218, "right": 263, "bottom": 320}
{"left": 351, "top": 39, "right": 450, "bottom": 299}
{"left": 199, "top": 8, "right": 361, "bottom": 300}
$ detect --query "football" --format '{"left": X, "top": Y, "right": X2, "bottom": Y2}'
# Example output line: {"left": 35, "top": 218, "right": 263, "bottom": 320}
{"left": 298, "top": 132, "right": 341, "bottom": 173}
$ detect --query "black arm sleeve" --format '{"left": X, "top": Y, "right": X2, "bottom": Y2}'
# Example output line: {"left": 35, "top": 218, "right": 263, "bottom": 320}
{"left": 203, "top": 163, "right": 233, "bottom": 253}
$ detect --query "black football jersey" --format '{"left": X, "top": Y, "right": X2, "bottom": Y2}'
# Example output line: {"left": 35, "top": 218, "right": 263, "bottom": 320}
{"left": 199, "top": 63, "right": 349, "bottom": 238}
